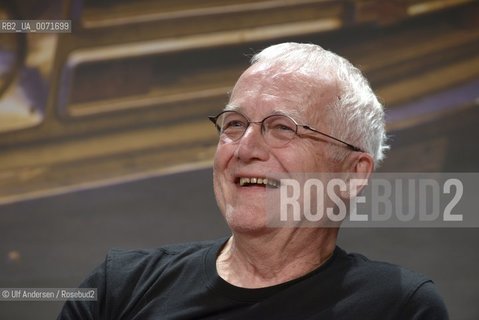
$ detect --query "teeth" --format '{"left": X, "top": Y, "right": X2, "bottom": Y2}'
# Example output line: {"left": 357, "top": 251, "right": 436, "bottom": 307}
{"left": 239, "top": 178, "right": 250, "bottom": 186}
{"left": 239, "top": 177, "right": 279, "bottom": 188}
{"left": 269, "top": 179, "right": 279, "bottom": 188}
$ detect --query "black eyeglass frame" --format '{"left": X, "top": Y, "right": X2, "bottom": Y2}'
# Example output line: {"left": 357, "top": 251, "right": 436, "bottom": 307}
{"left": 208, "top": 110, "right": 364, "bottom": 152}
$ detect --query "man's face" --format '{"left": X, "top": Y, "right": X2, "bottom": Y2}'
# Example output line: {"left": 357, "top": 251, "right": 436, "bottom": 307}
{"left": 213, "top": 65, "right": 342, "bottom": 234}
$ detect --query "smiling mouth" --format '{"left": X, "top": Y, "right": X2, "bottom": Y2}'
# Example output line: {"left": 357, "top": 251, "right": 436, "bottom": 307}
{"left": 238, "top": 177, "right": 280, "bottom": 188}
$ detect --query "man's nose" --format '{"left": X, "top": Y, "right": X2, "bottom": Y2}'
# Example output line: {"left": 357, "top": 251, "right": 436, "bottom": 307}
{"left": 234, "top": 123, "right": 270, "bottom": 162}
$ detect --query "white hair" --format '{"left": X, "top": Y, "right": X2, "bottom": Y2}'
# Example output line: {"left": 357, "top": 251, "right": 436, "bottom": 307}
{"left": 251, "top": 42, "right": 389, "bottom": 166}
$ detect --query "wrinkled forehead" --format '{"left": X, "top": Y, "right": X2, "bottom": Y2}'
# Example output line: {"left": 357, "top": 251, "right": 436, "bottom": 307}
{"left": 229, "top": 64, "right": 338, "bottom": 120}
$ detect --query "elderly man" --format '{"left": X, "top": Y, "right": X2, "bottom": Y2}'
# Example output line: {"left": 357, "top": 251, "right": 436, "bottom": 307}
{"left": 58, "top": 43, "right": 448, "bottom": 319}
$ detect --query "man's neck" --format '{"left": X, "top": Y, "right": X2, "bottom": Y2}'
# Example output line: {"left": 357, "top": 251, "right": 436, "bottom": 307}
{"left": 216, "top": 229, "right": 338, "bottom": 288}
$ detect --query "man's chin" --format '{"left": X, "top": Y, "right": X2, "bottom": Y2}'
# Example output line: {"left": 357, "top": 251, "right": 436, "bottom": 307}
{"left": 226, "top": 219, "right": 271, "bottom": 236}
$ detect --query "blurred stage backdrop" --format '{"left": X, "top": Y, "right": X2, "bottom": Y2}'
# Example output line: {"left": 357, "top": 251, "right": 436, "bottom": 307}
{"left": 0, "top": 0, "right": 478, "bottom": 319}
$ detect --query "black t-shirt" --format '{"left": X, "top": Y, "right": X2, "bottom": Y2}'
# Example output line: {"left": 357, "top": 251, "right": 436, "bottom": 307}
{"left": 58, "top": 238, "right": 448, "bottom": 319}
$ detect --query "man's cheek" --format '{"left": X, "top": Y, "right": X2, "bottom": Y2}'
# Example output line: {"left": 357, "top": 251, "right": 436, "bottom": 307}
{"left": 213, "top": 177, "right": 226, "bottom": 212}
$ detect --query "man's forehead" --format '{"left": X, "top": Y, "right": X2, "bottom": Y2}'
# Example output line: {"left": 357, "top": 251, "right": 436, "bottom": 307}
{"left": 232, "top": 69, "right": 307, "bottom": 102}
{"left": 235, "top": 64, "right": 336, "bottom": 95}
{"left": 228, "top": 84, "right": 307, "bottom": 120}
{"left": 228, "top": 65, "right": 337, "bottom": 120}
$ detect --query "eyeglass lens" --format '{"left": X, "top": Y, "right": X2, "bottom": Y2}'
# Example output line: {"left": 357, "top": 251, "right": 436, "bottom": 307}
{"left": 215, "top": 111, "right": 297, "bottom": 147}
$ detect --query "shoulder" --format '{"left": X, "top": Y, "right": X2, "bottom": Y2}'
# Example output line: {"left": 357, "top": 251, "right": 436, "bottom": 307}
{"left": 105, "top": 239, "right": 220, "bottom": 279}
{"left": 107, "top": 239, "right": 218, "bottom": 263}
{"left": 340, "top": 250, "right": 430, "bottom": 287}
{"left": 103, "top": 239, "right": 224, "bottom": 318}
{"left": 57, "top": 239, "right": 224, "bottom": 320}
{"left": 333, "top": 248, "right": 448, "bottom": 319}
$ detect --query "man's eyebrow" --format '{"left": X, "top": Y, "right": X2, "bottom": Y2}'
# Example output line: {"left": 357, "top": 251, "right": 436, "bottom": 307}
{"left": 275, "top": 108, "right": 301, "bottom": 118}
{"left": 223, "top": 105, "right": 305, "bottom": 122}
{"left": 223, "top": 104, "right": 239, "bottom": 111}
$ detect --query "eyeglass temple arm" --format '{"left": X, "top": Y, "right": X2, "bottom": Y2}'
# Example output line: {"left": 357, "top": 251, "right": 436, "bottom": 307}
{"left": 302, "top": 125, "right": 363, "bottom": 152}
{"left": 208, "top": 116, "right": 221, "bottom": 132}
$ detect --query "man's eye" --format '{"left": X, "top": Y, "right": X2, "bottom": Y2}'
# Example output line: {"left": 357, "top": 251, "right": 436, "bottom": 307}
{"left": 273, "top": 124, "right": 295, "bottom": 131}
{"left": 224, "top": 120, "right": 247, "bottom": 129}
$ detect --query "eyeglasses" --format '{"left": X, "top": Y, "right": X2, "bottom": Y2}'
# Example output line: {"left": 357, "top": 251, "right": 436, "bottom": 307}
{"left": 208, "top": 110, "right": 363, "bottom": 152}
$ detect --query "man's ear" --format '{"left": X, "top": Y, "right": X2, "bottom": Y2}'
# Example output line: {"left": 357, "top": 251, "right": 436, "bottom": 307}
{"left": 340, "top": 152, "right": 374, "bottom": 198}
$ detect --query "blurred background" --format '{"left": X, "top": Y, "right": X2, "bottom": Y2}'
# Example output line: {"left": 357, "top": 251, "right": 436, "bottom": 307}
{"left": 0, "top": 0, "right": 478, "bottom": 319}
